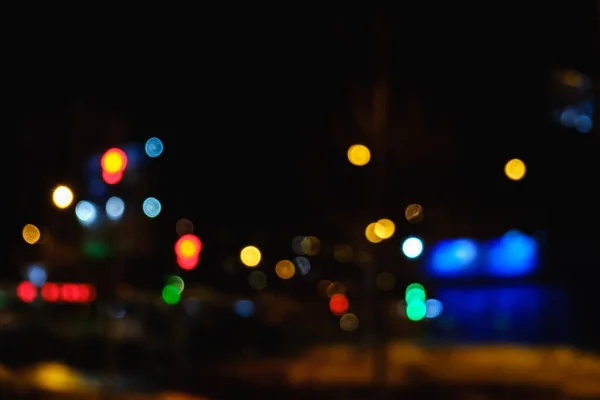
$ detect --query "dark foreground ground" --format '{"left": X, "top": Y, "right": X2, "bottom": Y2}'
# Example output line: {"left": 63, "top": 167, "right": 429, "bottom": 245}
{"left": 0, "top": 381, "right": 583, "bottom": 400}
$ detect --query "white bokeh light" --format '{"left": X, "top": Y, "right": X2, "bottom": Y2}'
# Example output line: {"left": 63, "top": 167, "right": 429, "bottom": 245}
{"left": 402, "top": 237, "right": 423, "bottom": 259}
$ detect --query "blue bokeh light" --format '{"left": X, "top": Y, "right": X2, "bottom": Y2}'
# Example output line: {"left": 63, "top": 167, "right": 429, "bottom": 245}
{"left": 234, "top": 299, "right": 255, "bottom": 318}
{"left": 142, "top": 197, "right": 161, "bottom": 218}
{"left": 560, "top": 108, "right": 578, "bottom": 127}
{"left": 425, "top": 299, "right": 443, "bottom": 319}
{"left": 294, "top": 256, "right": 311, "bottom": 276}
{"left": 145, "top": 137, "right": 164, "bottom": 158}
{"left": 426, "top": 239, "right": 479, "bottom": 277}
{"left": 75, "top": 201, "right": 98, "bottom": 227}
{"left": 26, "top": 264, "right": 47, "bottom": 288}
{"left": 106, "top": 196, "right": 125, "bottom": 221}
{"left": 486, "top": 231, "right": 539, "bottom": 277}
{"left": 575, "top": 115, "right": 592, "bottom": 134}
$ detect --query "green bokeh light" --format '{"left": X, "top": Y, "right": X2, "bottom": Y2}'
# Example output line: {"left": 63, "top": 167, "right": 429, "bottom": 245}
{"left": 405, "top": 283, "right": 426, "bottom": 304}
{"left": 406, "top": 301, "right": 426, "bottom": 321}
{"left": 166, "top": 275, "right": 184, "bottom": 293}
{"left": 162, "top": 284, "right": 181, "bottom": 305}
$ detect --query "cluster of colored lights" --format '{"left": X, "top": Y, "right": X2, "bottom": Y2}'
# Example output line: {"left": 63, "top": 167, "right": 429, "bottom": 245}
{"left": 403, "top": 283, "right": 442, "bottom": 321}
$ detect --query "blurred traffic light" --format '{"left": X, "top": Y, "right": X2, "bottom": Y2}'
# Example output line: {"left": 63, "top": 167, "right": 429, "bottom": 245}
{"left": 175, "top": 234, "right": 202, "bottom": 270}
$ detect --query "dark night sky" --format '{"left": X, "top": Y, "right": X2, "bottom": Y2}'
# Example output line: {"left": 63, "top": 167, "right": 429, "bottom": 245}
{"left": 7, "top": 5, "right": 600, "bottom": 293}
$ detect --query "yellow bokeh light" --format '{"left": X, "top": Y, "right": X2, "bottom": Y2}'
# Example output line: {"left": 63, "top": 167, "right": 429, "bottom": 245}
{"left": 301, "top": 236, "right": 321, "bottom": 256}
{"left": 504, "top": 158, "right": 526, "bottom": 181}
{"left": 52, "top": 185, "right": 74, "bottom": 209}
{"left": 22, "top": 224, "right": 41, "bottom": 245}
{"left": 103, "top": 152, "right": 124, "bottom": 173}
{"left": 347, "top": 144, "right": 371, "bottom": 166}
{"left": 179, "top": 239, "right": 197, "bottom": 258}
{"left": 240, "top": 245, "right": 261, "bottom": 267}
{"left": 365, "top": 222, "right": 382, "bottom": 243}
{"left": 374, "top": 218, "right": 395, "bottom": 239}
{"left": 275, "top": 260, "right": 295, "bottom": 279}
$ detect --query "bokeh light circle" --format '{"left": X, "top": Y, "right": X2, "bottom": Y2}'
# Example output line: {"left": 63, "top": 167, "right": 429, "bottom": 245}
{"left": 293, "top": 256, "right": 311, "bottom": 276}
{"left": 347, "top": 144, "right": 371, "bottom": 166}
{"left": 405, "top": 203, "right": 424, "bottom": 223}
{"left": 504, "top": 158, "right": 526, "bottom": 181}
{"left": 402, "top": 237, "right": 423, "bottom": 259}
{"left": 22, "top": 224, "right": 41, "bottom": 245}
{"left": 275, "top": 260, "right": 295, "bottom": 279}
{"left": 101, "top": 148, "right": 128, "bottom": 174}
{"left": 142, "top": 197, "right": 162, "bottom": 218}
{"left": 75, "top": 201, "right": 97, "bottom": 226}
{"left": 145, "top": 137, "right": 164, "bottom": 158}
{"left": 340, "top": 313, "right": 359, "bottom": 332}
{"left": 52, "top": 186, "right": 74, "bottom": 209}
{"left": 240, "top": 246, "right": 262, "bottom": 268}
{"left": 105, "top": 196, "right": 125, "bottom": 221}
{"left": 248, "top": 270, "right": 267, "bottom": 290}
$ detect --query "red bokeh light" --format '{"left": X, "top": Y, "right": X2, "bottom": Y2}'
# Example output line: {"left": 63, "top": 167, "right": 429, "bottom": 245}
{"left": 329, "top": 294, "right": 349, "bottom": 316}
{"left": 102, "top": 170, "right": 123, "bottom": 185}
{"left": 41, "top": 283, "right": 60, "bottom": 301}
{"left": 17, "top": 281, "right": 37, "bottom": 303}
{"left": 176, "top": 255, "right": 200, "bottom": 270}
{"left": 40, "top": 283, "right": 96, "bottom": 303}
